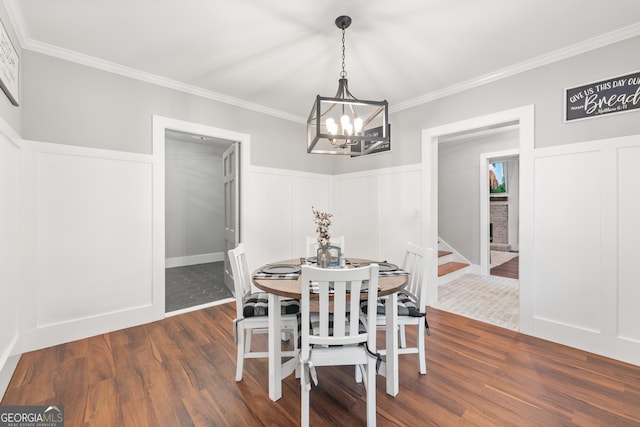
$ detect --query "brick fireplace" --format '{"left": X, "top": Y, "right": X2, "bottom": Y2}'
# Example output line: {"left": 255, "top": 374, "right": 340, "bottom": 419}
{"left": 490, "top": 198, "right": 510, "bottom": 251}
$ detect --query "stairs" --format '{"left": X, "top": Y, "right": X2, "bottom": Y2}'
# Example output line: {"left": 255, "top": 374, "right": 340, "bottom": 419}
{"left": 437, "top": 245, "right": 471, "bottom": 284}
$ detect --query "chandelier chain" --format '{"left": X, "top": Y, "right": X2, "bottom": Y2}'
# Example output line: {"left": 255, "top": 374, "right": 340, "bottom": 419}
{"left": 340, "top": 27, "right": 347, "bottom": 78}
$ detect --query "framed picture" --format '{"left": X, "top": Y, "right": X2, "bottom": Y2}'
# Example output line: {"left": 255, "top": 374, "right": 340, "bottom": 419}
{"left": 489, "top": 162, "right": 506, "bottom": 194}
{"left": 0, "top": 18, "right": 19, "bottom": 106}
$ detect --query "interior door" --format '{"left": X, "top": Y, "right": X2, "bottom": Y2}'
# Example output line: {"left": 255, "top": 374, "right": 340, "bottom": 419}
{"left": 223, "top": 142, "right": 240, "bottom": 292}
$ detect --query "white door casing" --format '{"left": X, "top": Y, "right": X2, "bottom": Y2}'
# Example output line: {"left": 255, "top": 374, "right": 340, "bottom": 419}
{"left": 479, "top": 149, "right": 519, "bottom": 275}
{"left": 152, "top": 115, "right": 250, "bottom": 318}
{"left": 421, "top": 105, "right": 535, "bottom": 334}
{"left": 223, "top": 142, "right": 240, "bottom": 291}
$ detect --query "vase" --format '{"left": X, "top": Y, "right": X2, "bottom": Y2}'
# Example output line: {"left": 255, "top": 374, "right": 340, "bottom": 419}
{"left": 317, "top": 246, "right": 329, "bottom": 268}
{"left": 317, "top": 245, "right": 341, "bottom": 268}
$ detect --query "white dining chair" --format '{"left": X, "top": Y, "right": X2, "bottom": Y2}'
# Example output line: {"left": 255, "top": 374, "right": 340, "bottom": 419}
{"left": 228, "top": 243, "right": 299, "bottom": 381}
{"left": 305, "top": 235, "right": 345, "bottom": 258}
{"left": 362, "top": 242, "right": 433, "bottom": 374}
{"left": 298, "top": 263, "right": 379, "bottom": 427}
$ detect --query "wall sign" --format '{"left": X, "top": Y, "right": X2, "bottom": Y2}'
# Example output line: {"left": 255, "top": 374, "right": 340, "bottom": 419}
{"left": 0, "top": 18, "right": 19, "bottom": 106}
{"left": 565, "top": 70, "right": 640, "bottom": 122}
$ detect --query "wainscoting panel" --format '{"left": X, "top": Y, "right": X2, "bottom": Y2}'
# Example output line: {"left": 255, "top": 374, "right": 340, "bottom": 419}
{"left": 291, "top": 174, "right": 332, "bottom": 256}
{"left": 244, "top": 168, "right": 294, "bottom": 269}
{"left": 332, "top": 165, "right": 423, "bottom": 263}
{"left": 532, "top": 135, "right": 640, "bottom": 366}
{"left": 20, "top": 141, "right": 156, "bottom": 352}
{"left": 377, "top": 167, "right": 423, "bottom": 265}
{"left": 0, "top": 130, "right": 20, "bottom": 392}
{"left": 244, "top": 167, "right": 333, "bottom": 271}
{"left": 534, "top": 150, "right": 602, "bottom": 332}
{"left": 333, "top": 174, "right": 379, "bottom": 260}
{"left": 617, "top": 144, "right": 640, "bottom": 343}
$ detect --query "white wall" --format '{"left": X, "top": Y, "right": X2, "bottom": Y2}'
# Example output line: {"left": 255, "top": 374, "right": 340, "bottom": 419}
{"left": 243, "top": 166, "right": 332, "bottom": 271}
{"left": 18, "top": 141, "right": 158, "bottom": 352}
{"left": 532, "top": 134, "right": 640, "bottom": 365}
{"left": 0, "top": 122, "right": 20, "bottom": 395}
{"left": 332, "top": 165, "right": 423, "bottom": 265}
{"left": 9, "top": 140, "right": 421, "bottom": 360}
{"left": 165, "top": 137, "right": 228, "bottom": 263}
{"left": 3, "top": 131, "right": 639, "bottom": 388}
{"left": 0, "top": 5, "right": 22, "bottom": 393}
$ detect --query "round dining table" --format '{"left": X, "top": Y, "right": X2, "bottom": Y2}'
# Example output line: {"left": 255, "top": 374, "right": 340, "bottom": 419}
{"left": 252, "top": 258, "right": 408, "bottom": 401}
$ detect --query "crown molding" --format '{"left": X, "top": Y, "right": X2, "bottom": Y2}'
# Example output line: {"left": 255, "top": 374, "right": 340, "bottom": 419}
{"left": 2, "top": 0, "right": 306, "bottom": 124}
{"left": 27, "top": 38, "right": 307, "bottom": 123}
{"left": 3, "top": 0, "right": 27, "bottom": 47}
{"left": 392, "top": 23, "right": 640, "bottom": 113}
{"left": 4, "top": 0, "right": 639, "bottom": 120}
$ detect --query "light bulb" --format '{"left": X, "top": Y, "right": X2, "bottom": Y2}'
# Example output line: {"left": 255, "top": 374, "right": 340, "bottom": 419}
{"left": 354, "top": 117, "right": 363, "bottom": 133}
{"left": 340, "top": 115, "right": 351, "bottom": 129}
{"left": 326, "top": 118, "right": 337, "bottom": 135}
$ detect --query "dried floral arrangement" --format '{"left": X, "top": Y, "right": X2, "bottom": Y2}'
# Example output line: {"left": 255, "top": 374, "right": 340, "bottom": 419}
{"left": 312, "top": 207, "right": 333, "bottom": 247}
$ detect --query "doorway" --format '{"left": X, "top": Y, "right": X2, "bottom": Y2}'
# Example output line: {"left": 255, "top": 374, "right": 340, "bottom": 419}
{"left": 480, "top": 150, "right": 520, "bottom": 279}
{"left": 422, "top": 105, "right": 535, "bottom": 334}
{"left": 164, "top": 130, "right": 234, "bottom": 313}
{"left": 152, "top": 116, "right": 251, "bottom": 318}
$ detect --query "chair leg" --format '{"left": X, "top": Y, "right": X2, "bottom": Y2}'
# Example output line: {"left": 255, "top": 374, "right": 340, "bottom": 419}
{"left": 418, "top": 322, "right": 426, "bottom": 375}
{"left": 301, "top": 376, "right": 310, "bottom": 427}
{"left": 355, "top": 365, "right": 362, "bottom": 383}
{"left": 236, "top": 328, "right": 245, "bottom": 381}
{"left": 366, "top": 360, "right": 377, "bottom": 426}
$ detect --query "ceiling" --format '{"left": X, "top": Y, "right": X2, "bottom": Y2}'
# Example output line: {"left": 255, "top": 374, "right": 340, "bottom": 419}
{"left": 7, "top": 0, "right": 640, "bottom": 122}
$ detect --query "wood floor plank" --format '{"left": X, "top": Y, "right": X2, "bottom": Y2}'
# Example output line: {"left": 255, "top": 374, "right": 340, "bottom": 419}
{"left": 491, "top": 255, "right": 519, "bottom": 279}
{"left": 3, "top": 305, "right": 640, "bottom": 426}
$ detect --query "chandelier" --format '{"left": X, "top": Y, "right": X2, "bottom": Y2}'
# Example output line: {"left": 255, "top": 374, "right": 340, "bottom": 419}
{"left": 307, "top": 16, "right": 390, "bottom": 156}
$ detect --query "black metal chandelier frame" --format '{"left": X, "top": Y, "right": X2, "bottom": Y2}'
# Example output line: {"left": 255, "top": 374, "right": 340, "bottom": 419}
{"left": 307, "top": 16, "right": 390, "bottom": 156}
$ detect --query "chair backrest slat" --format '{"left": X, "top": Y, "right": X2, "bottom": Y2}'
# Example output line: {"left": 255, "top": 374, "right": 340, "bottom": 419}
{"left": 402, "top": 242, "right": 434, "bottom": 310}
{"left": 333, "top": 281, "right": 347, "bottom": 337}
{"left": 228, "top": 243, "right": 252, "bottom": 319}
{"left": 300, "top": 264, "right": 378, "bottom": 353}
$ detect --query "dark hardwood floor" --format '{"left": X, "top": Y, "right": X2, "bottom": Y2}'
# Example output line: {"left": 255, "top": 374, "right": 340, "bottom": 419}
{"left": 491, "top": 255, "right": 519, "bottom": 279}
{"left": 3, "top": 304, "right": 640, "bottom": 426}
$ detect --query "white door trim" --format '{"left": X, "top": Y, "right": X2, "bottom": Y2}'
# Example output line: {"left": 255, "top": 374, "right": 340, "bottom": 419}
{"left": 152, "top": 115, "right": 251, "bottom": 319}
{"left": 479, "top": 149, "right": 519, "bottom": 275}
{"left": 421, "top": 105, "right": 535, "bottom": 334}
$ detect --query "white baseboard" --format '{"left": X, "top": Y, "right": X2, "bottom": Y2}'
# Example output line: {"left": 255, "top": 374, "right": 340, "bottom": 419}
{"left": 165, "top": 297, "right": 234, "bottom": 317}
{"left": 0, "top": 334, "right": 20, "bottom": 401}
{"left": 20, "top": 304, "right": 157, "bottom": 354}
{"left": 165, "top": 252, "right": 224, "bottom": 268}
